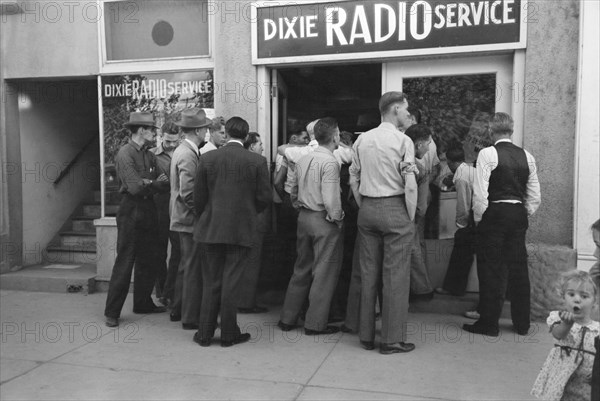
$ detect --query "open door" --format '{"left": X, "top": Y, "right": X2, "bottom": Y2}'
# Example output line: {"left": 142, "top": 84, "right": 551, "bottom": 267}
{"left": 383, "top": 54, "right": 515, "bottom": 292}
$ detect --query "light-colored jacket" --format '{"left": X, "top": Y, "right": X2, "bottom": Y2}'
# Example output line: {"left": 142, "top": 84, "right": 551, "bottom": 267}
{"left": 170, "top": 140, "right": 199, "bottom": 233}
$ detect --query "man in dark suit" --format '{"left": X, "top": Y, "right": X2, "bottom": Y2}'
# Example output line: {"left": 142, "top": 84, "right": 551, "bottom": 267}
{"left": 192, "top": 117, "right": 271, "bottom": 347}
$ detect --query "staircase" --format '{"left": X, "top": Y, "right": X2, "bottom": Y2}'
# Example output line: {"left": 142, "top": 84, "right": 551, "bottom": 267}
{"left": 44, "top": 191, "right": 120, "bottom": 265}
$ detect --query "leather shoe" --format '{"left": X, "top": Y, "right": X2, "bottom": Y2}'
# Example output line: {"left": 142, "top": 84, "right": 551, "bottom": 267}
{"left": 464, "top": 310, "right": 480, "bottom": 319}
{"left": 380, "top": 342, "right": 416, "bottom": 354}
{"left": 305, "top": 326, "right": 340, "bottom": 335}
{"left": 513, "top": 326, "right": 530, "bottom": 336}
{"left": 462, "top": 323, "right": 499, "bottom": 337}
{"left": 340, "top": 324, "right": 354, "bottom": 333}
{"left": 170, "top": 313, "right": 181, "bottom": 322}
{"left": 434, "top": 287, "right": 451, "bottom": 295}
{"left": 238, "top": 306, "right": 268, "bottom": 314}
{"left": 360, "top": 340, "right": 375, "bottom": 350}
{"left": 182, "top": 323, "right": 199, "bottom": 330}
{"left": 133, "top": 305, "right": 167, "bottom": 314}
{"left": 277, "top": 320, "right": 296, "bottom": 332}
{"left": 193, "top": 332, "right": 211, "bottom": 347}
{"left": 105, "top": 317, "right": 119, "bottom": 328}
{"left": 221, "top": 333, "right": 251, "bottom": 347}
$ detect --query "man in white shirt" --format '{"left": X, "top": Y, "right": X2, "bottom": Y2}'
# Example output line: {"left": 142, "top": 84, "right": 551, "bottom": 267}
{"left": 463, "top": 112, "right": 541, "bottom": 337}
{"left": 200, "top": 116, "right": 226, "bottom": 155}
{"left": 436, "top": 146, "right": 477, "bottom": 297}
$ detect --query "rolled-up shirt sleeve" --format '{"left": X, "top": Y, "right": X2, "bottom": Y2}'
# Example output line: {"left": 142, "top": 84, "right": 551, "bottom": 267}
{"left": 524, "top": 151, "right": 541, "bottom": 216}
{"left": 321, "top": 159, "right": 344, "bottom": 222}
{"left": 473, "top": 148, "right": 495, "bottom": 222}
{"left": 349, "top": 145, "right": 361, "bottom": 188}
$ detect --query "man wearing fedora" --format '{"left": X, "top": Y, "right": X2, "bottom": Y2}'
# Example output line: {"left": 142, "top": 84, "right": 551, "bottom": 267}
{"left": 192, "top": 117, "right": 271, "bottom": 347}
{"left": 169, "top": 108, "right": 212, "bottom": 330}
{"left": 104, "top": 112, "right": 170, "bottom": 328}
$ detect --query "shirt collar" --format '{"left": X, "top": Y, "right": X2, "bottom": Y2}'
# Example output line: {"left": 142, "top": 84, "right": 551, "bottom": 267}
{"left": 380, "top": 122, "right": 399, "bottom": 131}
{"left": 308, "top": 139, "right": 319, "bottom": 148}
{"left": 227, "top": 139, "right": 244, "bottom": 146}
{"left": 494, "top": 138, "right": 513, "bottom": 145}
{"left": 153, "top": 142, "right": 167, "bottom": 156}
{"left": 184, "top": 138, "right": 199, "bottom": 156}
{"left": 315, "top": 146, "right": 334, "bottom": 156}
{"left": 128, "top": 138, "right": 144, "bottom": 151}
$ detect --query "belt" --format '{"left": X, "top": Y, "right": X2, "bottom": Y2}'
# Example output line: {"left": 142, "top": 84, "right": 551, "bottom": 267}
{"left": 123, "top": 193, "right": 153, "bottom": 201}
{"left": 363, "top": 194, "right": 405, "bottom": 199}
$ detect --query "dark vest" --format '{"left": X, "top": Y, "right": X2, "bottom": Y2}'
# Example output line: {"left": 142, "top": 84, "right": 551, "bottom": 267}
{"left": 488, "top": 142, "right": 529, "bottom": 202}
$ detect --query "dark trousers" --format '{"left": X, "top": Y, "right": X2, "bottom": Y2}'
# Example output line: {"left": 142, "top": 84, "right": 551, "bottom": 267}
{"left": 476, "top": 203, "right": 530, "bottom": 331}
{"left": 171, "top": 232, "right": 203, "bottom": 324}
{"left": 279, "top": 192, "right": 299, "bottom": 280}
{"left": 442, "top": 226, "right": 476, "bottom": 296}
{"left": 155, "top": 212, "right": 181, "bottom": 300}
{"left": 280, "top": 210, "right": 343, "bottom": 331}
{"left": 358, "top": 196, "right": 413, "bottom": 344}
{"left": 238, "top": 232, "right": 265, "bottom": 309}
{"left": 198, "top": 243, "right": 249, "bottom": 342}
{"left": 104, "top": 196, "right": 159, "bottom": 319}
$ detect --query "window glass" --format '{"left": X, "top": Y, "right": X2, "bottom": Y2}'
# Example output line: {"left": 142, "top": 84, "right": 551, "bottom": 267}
{"left": 104, "top": 0, "right": 209, "bottom": 61}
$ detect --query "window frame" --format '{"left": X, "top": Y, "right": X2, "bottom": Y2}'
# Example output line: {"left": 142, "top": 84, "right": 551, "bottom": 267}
{"left": 98, "top": 0, "right": 215, "bottom": 74}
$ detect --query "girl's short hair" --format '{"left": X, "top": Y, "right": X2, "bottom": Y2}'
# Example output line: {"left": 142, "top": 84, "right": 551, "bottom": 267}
{"left": 558, "top": 270, "right": 598, "bottom": 298}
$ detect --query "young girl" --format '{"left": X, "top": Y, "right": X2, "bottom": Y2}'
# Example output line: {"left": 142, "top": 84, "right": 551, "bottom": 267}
{"left": 532, "top": 270, "right": 599, "bottom": 401}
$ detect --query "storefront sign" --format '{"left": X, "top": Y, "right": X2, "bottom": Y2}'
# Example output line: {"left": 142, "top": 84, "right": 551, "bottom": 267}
{"left": 252, "top": 0, "right": 527, "bottom": 64}
{"left": 101, "top": 70, "right": 214, "bottom": 165}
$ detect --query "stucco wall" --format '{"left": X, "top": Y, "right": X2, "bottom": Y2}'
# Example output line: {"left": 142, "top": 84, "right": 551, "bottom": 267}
{"left": 524, "top": 0, "right": 579, "bottom": 246}
{"left": 1, "top": 0, "right": 99, "bottom": 79}
{"left": 19, "top": 80, "right": 99, "bottom": 266}
{"left": 213, "top": 1, "right": 258, "bottom": 131}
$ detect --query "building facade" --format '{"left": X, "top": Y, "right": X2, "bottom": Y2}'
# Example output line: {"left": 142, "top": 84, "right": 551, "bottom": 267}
{"left": 1, "top": 0, "right": 598, "bottom": 315}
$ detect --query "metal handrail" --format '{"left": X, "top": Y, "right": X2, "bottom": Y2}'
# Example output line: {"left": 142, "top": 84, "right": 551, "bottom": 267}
{"left": 53, "top": 135, "right": 98, "bottom": 186}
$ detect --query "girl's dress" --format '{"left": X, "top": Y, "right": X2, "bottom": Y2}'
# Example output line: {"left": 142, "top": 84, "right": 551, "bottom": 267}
{"left": 532, "top": 311, "right": 599, "bottom": 401}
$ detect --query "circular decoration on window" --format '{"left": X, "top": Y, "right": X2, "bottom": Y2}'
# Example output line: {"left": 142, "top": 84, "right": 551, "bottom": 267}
{"left": 152, "top": 20, "right": 174, "bottom": 46}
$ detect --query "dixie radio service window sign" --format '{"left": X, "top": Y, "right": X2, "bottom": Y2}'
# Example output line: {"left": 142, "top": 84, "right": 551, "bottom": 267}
{"left": 252, "top": 0, "right": 527, "bottom": 64}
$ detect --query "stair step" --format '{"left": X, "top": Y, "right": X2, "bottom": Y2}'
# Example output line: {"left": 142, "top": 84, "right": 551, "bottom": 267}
{"left": 72, "top": 217, "right": 97, "bottom": 232}
{"left": 0, "top": 264, "right": 96, "bottom": 293}
{"left": 59, "top": 232, "right": 97, "bottom": 247}
{"left": 95, "top": 190, "right": 123, "bottom": 204}
{"left": 45, "top": 245, "right": 98, "bottom": 265}
{"left": 83, "top": 204, "right": 119, "bottom": 217}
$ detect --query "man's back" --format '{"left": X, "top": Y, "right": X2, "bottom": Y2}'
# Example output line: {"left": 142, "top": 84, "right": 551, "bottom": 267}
{"left": 193, "top": 143, "right": 271, "bottom": 247}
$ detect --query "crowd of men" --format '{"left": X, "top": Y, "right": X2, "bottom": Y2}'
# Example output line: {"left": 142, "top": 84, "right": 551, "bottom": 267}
{"left": 103, "top": 91, "right": 540, "bottom": 353}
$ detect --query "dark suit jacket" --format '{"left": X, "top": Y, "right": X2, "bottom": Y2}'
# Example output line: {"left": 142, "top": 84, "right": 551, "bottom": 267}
{"left": 193, "top": 141, "right": 271, "bottom": 247}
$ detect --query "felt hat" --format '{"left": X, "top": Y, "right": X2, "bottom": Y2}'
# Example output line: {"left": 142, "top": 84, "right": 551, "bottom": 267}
{"left": 174, "top": 108, "right": 212, "bottom": 128}
{"left": 123, "top": 112, "right": 159, "bottom": 129}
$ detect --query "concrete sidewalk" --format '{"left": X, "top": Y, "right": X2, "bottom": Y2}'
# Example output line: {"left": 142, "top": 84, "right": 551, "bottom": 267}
{"left": 0, "top": 290, "right": 552, "bottom": 400}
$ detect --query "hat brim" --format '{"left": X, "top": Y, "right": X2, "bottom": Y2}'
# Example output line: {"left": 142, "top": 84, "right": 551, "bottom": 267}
{"left": 124, "top": 122, "right": 159, "bottom": 129}
{"left": 174, "top": 120, "right": 212, "bottom": 129}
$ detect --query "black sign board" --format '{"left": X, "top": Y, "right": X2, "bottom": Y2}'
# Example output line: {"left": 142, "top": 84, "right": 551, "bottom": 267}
{"left": 252, "top": 0, "right": 527, "bottom": 64}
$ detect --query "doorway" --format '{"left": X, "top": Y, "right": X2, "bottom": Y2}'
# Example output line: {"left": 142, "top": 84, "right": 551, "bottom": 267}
{"left": 274, "top": 63, "right": 382, "bottom": 144}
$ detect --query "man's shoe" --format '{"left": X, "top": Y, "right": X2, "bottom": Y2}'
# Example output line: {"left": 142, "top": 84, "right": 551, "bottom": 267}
{"left": 360, "top": 340, "right": 375, "bottom": 350}
{"left": 409, "top": 292, "right": 434, "bottom": 302}
{"left": 182, "top": 323, "right": 199, "bottom": 330}
{"left": 340, "top": 324, "right": 355, "bottom": 333}
{"left": 133, "top": 305, "right": 167, "bottom": 314}
{"left": 170, "top": 313, "right": 182, "bottom": 322}
{"left": 238, "top": 306, "right": 268, "bottom": 314}
{"left": 105, "top": 317, "right": 119, "bottom": 328}
{"left": 513, "top": 326, "right": 530, "bottom": 336}
{"left": 193, "top": 332, "right": 211, "bottom": 347}
{"left": 434, "top": 287, "right": 451, "bottom": 295}
{"left": 463, "top": 310, "right": 480, "bottom": 320}
{"left": 277, "top": 321, "right": 296, "bottom": 332}
{"left": 380, "top": 342, "right": 416, "bottom": 354}
{"left": 462, "top": 323, "right": 499, "bottom": 337}
{"left": 305, "top": 326, "right": 340, "bottom": 335}
{"left": 221, "top": 333, "right": 251, "bottom": 347}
